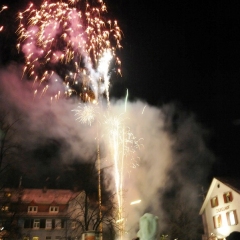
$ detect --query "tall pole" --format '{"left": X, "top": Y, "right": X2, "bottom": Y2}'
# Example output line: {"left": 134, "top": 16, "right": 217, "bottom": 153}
{"left": 97, "top": 128, "right": 102, "bottom": 240}
{"left": 97, "top": 77, "right": 103, "bottom": 240}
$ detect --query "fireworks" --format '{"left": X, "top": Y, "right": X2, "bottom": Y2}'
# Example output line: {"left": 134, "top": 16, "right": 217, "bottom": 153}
{"left": 17, "top": 1, "right": 141, "bottom": 239}
{"left": 0, "top": 5, "right": 8, "bottom": 32}
{"left": 72, "top": 103, "right": 96, "bottom": 126}
{"left": 103, "top": 111, "right": 141, "bottom": 236}
{"left": 0, "top": 5, "right": 7, "bottom": 14}
{"left": 17, "top": 0, "right": 122, "bottom": 102}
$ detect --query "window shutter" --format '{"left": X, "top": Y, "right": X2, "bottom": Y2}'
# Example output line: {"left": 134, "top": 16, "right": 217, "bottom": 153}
{"left": 223, "top": 194, "right": 227, "bottom": 203}
{"left": 234, "top": 211, "right": 238, "bottom": 225}
{"left": 40, "top": 219, "right": 45, "bottom": 228}
{"left": 24, "top": 219, "right": 30, "bottom": 228}
{"left": 213, "top": 216, "right": 216, "bottom": 229}
{"left": 230, "top": 192, "right": 233, "bottom": 202}
{"left": 61, "top": 219, "right": 65, "bottom": 228}
{"left": 30, "top": 219, "right": 33, "bottom": 228}
{"left": 52, "top": 219, "right": 55, "bottom": 229}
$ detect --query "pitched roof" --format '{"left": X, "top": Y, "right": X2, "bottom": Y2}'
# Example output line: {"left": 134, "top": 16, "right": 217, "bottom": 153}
{"left": 215, "top": 177, "right": 240, "bottom": 194}
{"left": 9, "top": 188, "right": 80, "bottom": 204}
{"left": 199, "top": 177, "right": 240, "bottom": 215}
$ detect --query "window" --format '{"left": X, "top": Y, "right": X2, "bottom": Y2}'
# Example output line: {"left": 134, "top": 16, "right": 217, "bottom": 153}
{"left": 223, "top": 192, "right": 233, "bottom": 203}
{"left": 33, "top": 219, "right": 40, "bottom": 229}
{"left": 55, "top": 219, "right": 61, "bottom": 229}
{"left": 211, "top": 196, "right": 219, "bottom": 208}
{"left": 213, "top": 214, "right": 222, "bottom": 228}
{"left": 28, "top": 206, "right": 38, "bottom": 213}
{"left": 46, "top": 237, "right": 51, "bottom": 240}
{"left": 46, "top": 219, "right": 52, "bottom": 229}
{"left": 227, "top": 210, "right": 238, "bottom": 226}
{"left": 23, "top": 237, "right": 29, "bottom": 240}
{"left": 32, "top": 237, "right": 39, "bottom": 240}
{"left": 4, "top": 192, "right": 11, "bottom": 198}
{"left": 1, "top": 205, "right": 9, "bottom": 211}
{"left": 49, "top": 206, "right": 59, "bottom": 213}
{"left": 71, "top": 221, "right": 77, "bottom": 229}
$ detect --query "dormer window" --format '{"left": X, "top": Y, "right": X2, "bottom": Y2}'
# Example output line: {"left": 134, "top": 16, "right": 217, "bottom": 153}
{"left": 223, "top": 192, "right": 233, "bottom": 203}
{"left": 28, "top": 206, "right": 38, "bottom": 213}
{"left": 211, "top": 196, "right": 218, "bottom": 208}
{"left": 49, "top": 206, "right": 59, "bottom": 213}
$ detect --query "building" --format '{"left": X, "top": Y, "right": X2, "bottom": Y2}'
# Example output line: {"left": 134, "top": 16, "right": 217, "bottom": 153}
{"left": 199, "top": 177, "right": 240, "bottom": 240}
{"left": 0, "top": 188, "right": 116, "bottom": 240}
{"left": 0, "top": 188, "right": 81, "bottom": 240}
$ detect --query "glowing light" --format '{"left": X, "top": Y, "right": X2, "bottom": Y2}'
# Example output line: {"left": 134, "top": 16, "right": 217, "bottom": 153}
{"left": 0, "top": 5, "right": 8, "bottom": 32}
{"left": 116, "top": 218, "right": 124, "bottom": 223}
{"left": 130, "top": 199, "right": 141, "bottom": 205}
{"left": 17, "top": 0, "right": 122, "bottom": 101}
{"left": 103, "top": 110, "right": 141, "bottom": 238}
{"left": 72, "top": 104, "right": 96, "bottom": 126}
{"left": 0, "top": 5, "right": 7, "bottom": 13}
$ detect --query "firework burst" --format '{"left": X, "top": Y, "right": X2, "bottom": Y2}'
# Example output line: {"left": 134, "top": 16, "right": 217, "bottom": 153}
{"left": 17, "top": 0, "right": 122, "bottom": 102}
{"left": 72, "top": 103, "right": 97, "bottom": 126}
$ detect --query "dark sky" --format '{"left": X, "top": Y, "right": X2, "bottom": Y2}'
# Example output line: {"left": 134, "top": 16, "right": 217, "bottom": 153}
{"left": 1, "top": 0, "right": 240, "bottom": 180}
{"left": 112, "top": 0, "right": 240, "bottom": 179}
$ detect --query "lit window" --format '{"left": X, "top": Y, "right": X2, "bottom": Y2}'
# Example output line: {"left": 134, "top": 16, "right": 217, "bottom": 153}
{"left": 213, "top": 214, "right": 222, "bottom": 228}
{"left": 33, "top": 219, "right": 40, "bottom": 229}
{"left": 46, "top": 219, "right": 52, "bottom": 229}
{"left": 28, "top": 206, "right": 38, "bottom": 213}
{"left": 211, "top": 197, "right": 219, "bottom": 208}
{"left": 23, "top": 237, "right": 29, "bottom": 240}
{"left": 223, "top": 192, "right": 233, "bottom": 203}
{"left": 227, "top": 210, "right": 238, "bottom": 226}
{"left": 1, "top": 205, "right": 9, "bottom": 211}
{"left": 49, "top": 206, "right": 59, "bottom": 213}
{"left": 4, "top": 192, "right": 11, "bottom": 197}
{"left": 32, "top": 237, "right": 39, "bottom": 240}
{"left": 55, "top": 219, "right": 61, "bottom": 229}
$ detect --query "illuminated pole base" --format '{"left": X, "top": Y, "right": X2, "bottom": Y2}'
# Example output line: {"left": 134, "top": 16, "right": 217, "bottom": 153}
{"left": 82, "top": 231, "right": 98, "bottom": 240}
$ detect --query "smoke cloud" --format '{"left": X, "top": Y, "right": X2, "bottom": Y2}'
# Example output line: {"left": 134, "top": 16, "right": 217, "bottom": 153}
{"left": 0, "top": 63, "right": 215, "bottom": 238}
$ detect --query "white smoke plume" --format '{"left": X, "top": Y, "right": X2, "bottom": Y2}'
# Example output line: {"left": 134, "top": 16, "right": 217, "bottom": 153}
{"left": 0, "top": 64, "right": 215, "bottom": 238}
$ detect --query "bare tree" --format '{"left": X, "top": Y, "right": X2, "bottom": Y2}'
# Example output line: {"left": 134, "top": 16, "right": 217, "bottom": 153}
{"left": 65, "top": 159, "right": 119, "bottom": 239}
{"left": 0, "top": 112, "right": 24, "bottom": 238}
{"left": 0, "top": 112, "right": 22, "bottom": 189}
{"left": 68, "top": 190, "right": 119, "bottom": 239}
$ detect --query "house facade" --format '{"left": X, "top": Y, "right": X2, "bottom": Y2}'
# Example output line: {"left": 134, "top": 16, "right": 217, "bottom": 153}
{"left": 199, "top": 177, "right": 240, "bottom": 240}
{"left": 0, "top": 188, "right": 81, "bottom": 240}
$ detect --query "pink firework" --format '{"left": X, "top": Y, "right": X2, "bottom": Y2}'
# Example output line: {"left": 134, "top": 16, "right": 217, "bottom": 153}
{"left": 17, "top": 0, "right": 122, "bottom": 101}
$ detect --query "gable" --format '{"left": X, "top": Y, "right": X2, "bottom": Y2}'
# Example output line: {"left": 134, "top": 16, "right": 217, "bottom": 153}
{"left": 199, "top": 178, "right": 240, "bottom": 215}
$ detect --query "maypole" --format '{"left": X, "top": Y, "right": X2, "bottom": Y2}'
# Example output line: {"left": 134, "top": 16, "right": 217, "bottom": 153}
{"left": 97, "top": 118, "right": 103, "bottom": 240}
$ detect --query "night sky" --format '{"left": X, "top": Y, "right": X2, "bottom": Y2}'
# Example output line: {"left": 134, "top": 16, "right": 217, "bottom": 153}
{"left": 1, "top": 0, "right": 240, "bottom": 182}
{"left": 112, "top": 0, "right": 240, "bottom": 179}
